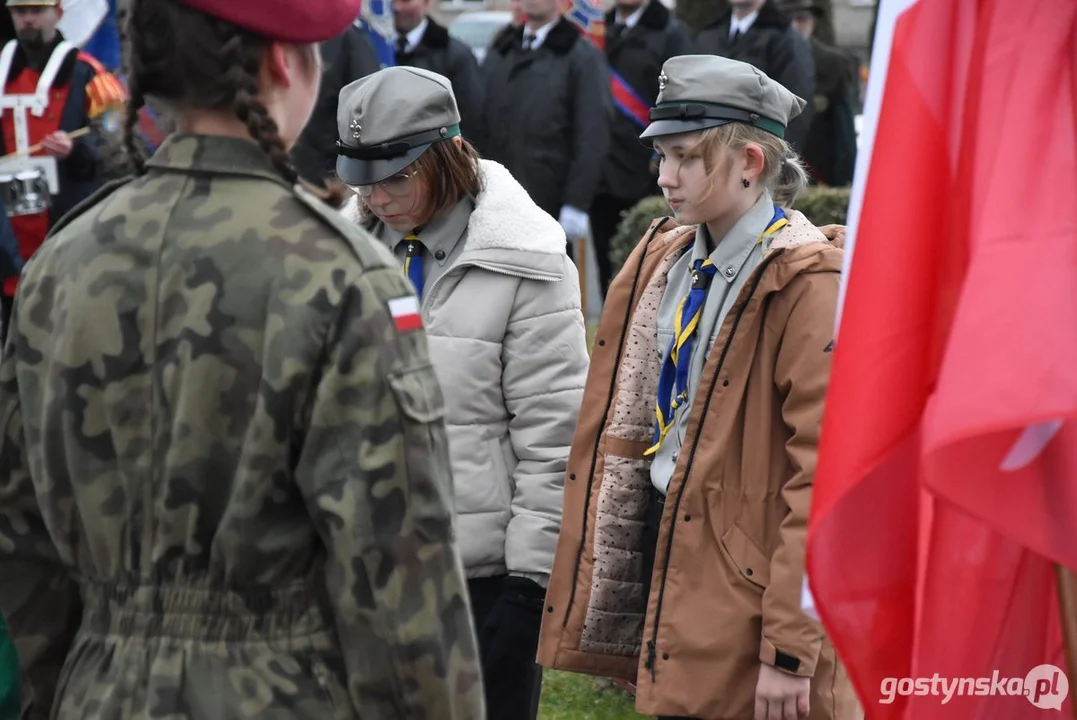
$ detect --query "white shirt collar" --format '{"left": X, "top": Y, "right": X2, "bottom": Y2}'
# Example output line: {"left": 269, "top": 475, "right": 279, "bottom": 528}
{"left": 523, "top": 18, "right": 559, "bottom": 50}
{"left": 615, "top": 3, "right": 648, "bottom": 28}
{"left": 395, "top": 17, "right": 428, "bottom": 53}
{"left": 729, "top": 10, "right": 759, "bottom": 39}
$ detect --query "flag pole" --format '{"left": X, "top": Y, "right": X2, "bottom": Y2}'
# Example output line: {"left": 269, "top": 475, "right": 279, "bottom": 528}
{"left": 1055, "top": 564, "right": 1077, "bottom": 720}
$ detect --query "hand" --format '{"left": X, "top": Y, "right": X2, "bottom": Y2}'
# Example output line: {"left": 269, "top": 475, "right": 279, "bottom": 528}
{"left": 755, "top": 663, "right": 810, "bottom": 720}
{"left": 41, "top": 131, "right": 73, "bottom": 159}
{"left": 558, "top": 204, "right": 590, "bottom": 240}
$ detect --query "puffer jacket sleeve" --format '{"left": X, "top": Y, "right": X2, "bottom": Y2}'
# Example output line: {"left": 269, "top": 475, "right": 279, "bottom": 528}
{"left": 500, "top": 256, "right": 589, "bottom": 586}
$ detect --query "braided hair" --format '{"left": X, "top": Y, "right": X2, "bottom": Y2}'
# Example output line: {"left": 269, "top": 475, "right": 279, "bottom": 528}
{"left": 120, "top": 0, "right": 344, "bottom": 205}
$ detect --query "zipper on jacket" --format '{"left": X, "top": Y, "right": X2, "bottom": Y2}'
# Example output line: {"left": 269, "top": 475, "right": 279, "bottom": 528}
{"left": 646, "top": 250, "right": 782, "bottom": 681}
{"left": 562, "top": 219, "right": 672, "bottom": 627}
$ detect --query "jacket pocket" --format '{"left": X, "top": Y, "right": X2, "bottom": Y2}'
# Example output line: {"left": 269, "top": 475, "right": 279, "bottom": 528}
{"left": 488, "top": 436, "right": 514, "bottom": 510}
{"left": 386, "top": 364, "right": 446, "bottom": 425}
{"left": 312, "top": 658, "right": 354, "bottom": 720}
{"left": 719, "top": 524, "right": 771, "bottom": 591}
{"left": 385, "top": 365, "right": 452, "bottom": 501}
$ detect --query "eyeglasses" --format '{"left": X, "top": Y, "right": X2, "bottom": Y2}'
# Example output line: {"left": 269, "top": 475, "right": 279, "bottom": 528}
{"left": 353, "top": 170, "right": 418, "bottom": 198}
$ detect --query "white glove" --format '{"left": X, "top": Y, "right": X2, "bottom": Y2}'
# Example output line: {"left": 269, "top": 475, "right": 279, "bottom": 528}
{"left": 558, "top": 204, "right": 591, "bottom": 240}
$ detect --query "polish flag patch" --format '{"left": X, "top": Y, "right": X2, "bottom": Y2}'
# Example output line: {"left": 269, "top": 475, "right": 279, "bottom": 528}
{"left": 388, "top": 296, "right": 423, "bottom": 332}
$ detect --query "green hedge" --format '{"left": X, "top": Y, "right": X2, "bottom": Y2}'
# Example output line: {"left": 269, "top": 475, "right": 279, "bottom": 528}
{"left": 608, "top": 186, "right": 852, "bottom": 276}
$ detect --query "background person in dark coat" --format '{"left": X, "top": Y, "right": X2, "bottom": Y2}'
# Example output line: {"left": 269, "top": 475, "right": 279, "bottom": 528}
{"left": 782, "top": 0, "right": 858, "bottom": 186}
{"left": 590, "top": 0, "right": 694, "bottom": 296}
{"left": 392, "top": 0, "right": 484, "bottom": 142}
{"left": 695, "top": 0, "right": 814, "bottom": 153}
{"left": 291, "top": 20, "right": 380, "bottom": 188}
{"left": 478, "top": 0, "right": 611, "bottom": 253}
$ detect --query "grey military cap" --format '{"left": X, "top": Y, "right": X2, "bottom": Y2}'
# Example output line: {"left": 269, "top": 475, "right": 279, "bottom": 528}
{"left": 640, "top": 55, "right": 807, "bottom": 141}
{"left": 336, "top": 66, "right": 462, "bottom": 186}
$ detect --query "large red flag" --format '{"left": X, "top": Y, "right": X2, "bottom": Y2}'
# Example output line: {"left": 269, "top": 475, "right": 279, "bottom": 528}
{"left": 806, "top": 0, "right": 1077, "bottom": 717}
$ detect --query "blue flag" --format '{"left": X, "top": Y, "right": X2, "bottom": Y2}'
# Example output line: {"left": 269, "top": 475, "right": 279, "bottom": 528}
{"left": 359, "top": 0, "right": 396, "bottom": 68}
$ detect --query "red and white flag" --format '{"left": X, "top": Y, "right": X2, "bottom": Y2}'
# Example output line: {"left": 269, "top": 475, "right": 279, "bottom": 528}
{"left": 805, "top": 0, "right": 1077, "bottom": 717}
{"left": 388, "top": 296, "right": 423, "bottom": 333}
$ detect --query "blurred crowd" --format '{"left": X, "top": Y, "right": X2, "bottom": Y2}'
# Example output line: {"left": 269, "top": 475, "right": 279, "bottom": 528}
{"left": 294, "top": 0, "right": 861, "bottom": 295}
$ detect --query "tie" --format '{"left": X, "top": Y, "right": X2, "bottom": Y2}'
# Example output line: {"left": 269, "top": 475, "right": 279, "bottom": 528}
{"left": 645, "top": 259, "right": 719, "bottom": 457}
{"left": 609, "top": 21, "right": 625, "bottom": 43}
{"left": 395, "top": 35, "right": 409, "bottom": 58}
{"left": 524, "top": 33, "right": 537, "bottom": 50}
{"left": 730, "top": 27, "right": 742, "bottom": 44}
{"left": 403, "top": 235, "right": 424, "bottom": 300}
{"left": 644, "top": 207, "right": 789, "bottom": 457}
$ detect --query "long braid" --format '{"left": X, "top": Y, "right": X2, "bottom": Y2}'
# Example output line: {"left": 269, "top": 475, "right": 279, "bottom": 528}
{"left": 124, "top": 0, "right": 344, "bottom": 207}
{"left": 221, "top": 33, "right": 344, "bottom": 206}
{"left": 122, "top": 78, "right": 147, "bottom": 175}
{"left": 119, "top": 1, "right": 147, "bottom": 174}
{"left": 222, "top": 33, "right": 298, "bottom": 184}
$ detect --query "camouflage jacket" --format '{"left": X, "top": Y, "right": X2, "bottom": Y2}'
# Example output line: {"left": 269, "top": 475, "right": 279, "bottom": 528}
{"left": 0, "top": 134, "right": 484, "bottom": 720}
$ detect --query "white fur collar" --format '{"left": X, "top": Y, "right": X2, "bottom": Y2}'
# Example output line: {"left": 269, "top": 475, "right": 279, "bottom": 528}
{"left": 340, "top": 159, "right": 567, "bottom": 255}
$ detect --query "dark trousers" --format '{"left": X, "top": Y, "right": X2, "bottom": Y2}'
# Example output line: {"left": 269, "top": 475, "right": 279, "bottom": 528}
{"left": 589, "top": 193, "right": 644, "bottom": 297}
{"left": 643, "top": 490, "right": 700, "bottom": 720}
{"left": 1, "top": 293, "right": 12, "bottom": 346}
{"left": 469, "top": 576, "right": 543, "bottom": 720}
{"left": 641, "top": 486, "right": 664, "bottom": 604}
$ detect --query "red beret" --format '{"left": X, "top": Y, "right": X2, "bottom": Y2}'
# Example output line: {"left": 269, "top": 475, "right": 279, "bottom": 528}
{"left": 177, "top": 0, "right": 362, "bottom": 44}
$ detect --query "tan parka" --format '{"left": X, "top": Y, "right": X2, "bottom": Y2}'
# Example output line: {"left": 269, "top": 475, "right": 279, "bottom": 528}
{"left": 537, "top": 210, "right": 862, "bottom": 720}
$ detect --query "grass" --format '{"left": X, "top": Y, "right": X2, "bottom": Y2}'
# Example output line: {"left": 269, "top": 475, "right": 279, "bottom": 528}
{"left": 538, "top": 671, "right": 647, "bottom": 720}
{"left": 586, "top": 324, "right": 598, "bottom": 349}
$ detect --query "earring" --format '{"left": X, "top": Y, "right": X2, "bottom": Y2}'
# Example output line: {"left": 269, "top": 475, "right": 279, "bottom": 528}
{"left": 742, "top": 178, "right": 750, "bottom": 188}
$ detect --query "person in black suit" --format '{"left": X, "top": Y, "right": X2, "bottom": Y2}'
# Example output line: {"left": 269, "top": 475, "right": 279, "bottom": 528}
{"left": 781, "top": 0, "right": 859, "bottom": 186}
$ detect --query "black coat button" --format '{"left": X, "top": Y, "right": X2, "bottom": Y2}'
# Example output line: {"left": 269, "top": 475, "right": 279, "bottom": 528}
{"left": 434, "top": 249, "right": 446, "bottom": 260}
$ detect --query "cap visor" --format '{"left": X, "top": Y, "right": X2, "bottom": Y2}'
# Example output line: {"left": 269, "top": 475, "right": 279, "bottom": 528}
{"left": 336, "top": 143, "right": 431, "bottom": 186}
{"left": 640, "top": 117, "right": 732, "bottom": 140}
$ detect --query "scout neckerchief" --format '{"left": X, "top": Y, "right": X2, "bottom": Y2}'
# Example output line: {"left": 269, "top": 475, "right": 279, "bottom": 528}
{"left": 644, "top": 207, "right": 789, "bottom": 457}
{"left": 403, "top": 228, "right": 425, "bottom": 300}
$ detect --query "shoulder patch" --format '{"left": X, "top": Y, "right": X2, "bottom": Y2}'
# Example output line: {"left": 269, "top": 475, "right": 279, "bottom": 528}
{"left": 292, "top": 184, "right": 398, "bottom": 270}
{"left": 85, "top": 70, "right": 128, "bottom": 119}
{"left": 46, "top": 175, "right": 131, "bottom": 238}
{"left": 387, "top": 295, "right": 423, "bottom": 333}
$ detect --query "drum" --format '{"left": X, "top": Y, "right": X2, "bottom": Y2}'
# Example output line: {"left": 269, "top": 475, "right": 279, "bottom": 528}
{"left": 0, "top": 169, "right": 51, "bottom": 217}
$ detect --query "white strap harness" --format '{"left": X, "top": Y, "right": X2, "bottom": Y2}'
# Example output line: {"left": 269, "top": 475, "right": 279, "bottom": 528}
{"left": 0, "top": 39, "right": 76, "bottom": 152}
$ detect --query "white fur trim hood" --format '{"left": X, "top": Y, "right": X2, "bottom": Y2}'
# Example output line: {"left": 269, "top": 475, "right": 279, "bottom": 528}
{"left": 340, "top": 159, "right": 568, "bottom": 255}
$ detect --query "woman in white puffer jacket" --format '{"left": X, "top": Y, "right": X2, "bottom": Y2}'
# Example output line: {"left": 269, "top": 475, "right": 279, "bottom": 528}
{"left": 335, "top": 65, "right": 590, "bottom": 719}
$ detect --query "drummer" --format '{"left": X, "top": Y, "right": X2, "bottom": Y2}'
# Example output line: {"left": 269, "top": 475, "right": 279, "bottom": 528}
{"left": 0, "top": 0, "right": 125, "bottom": 340}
